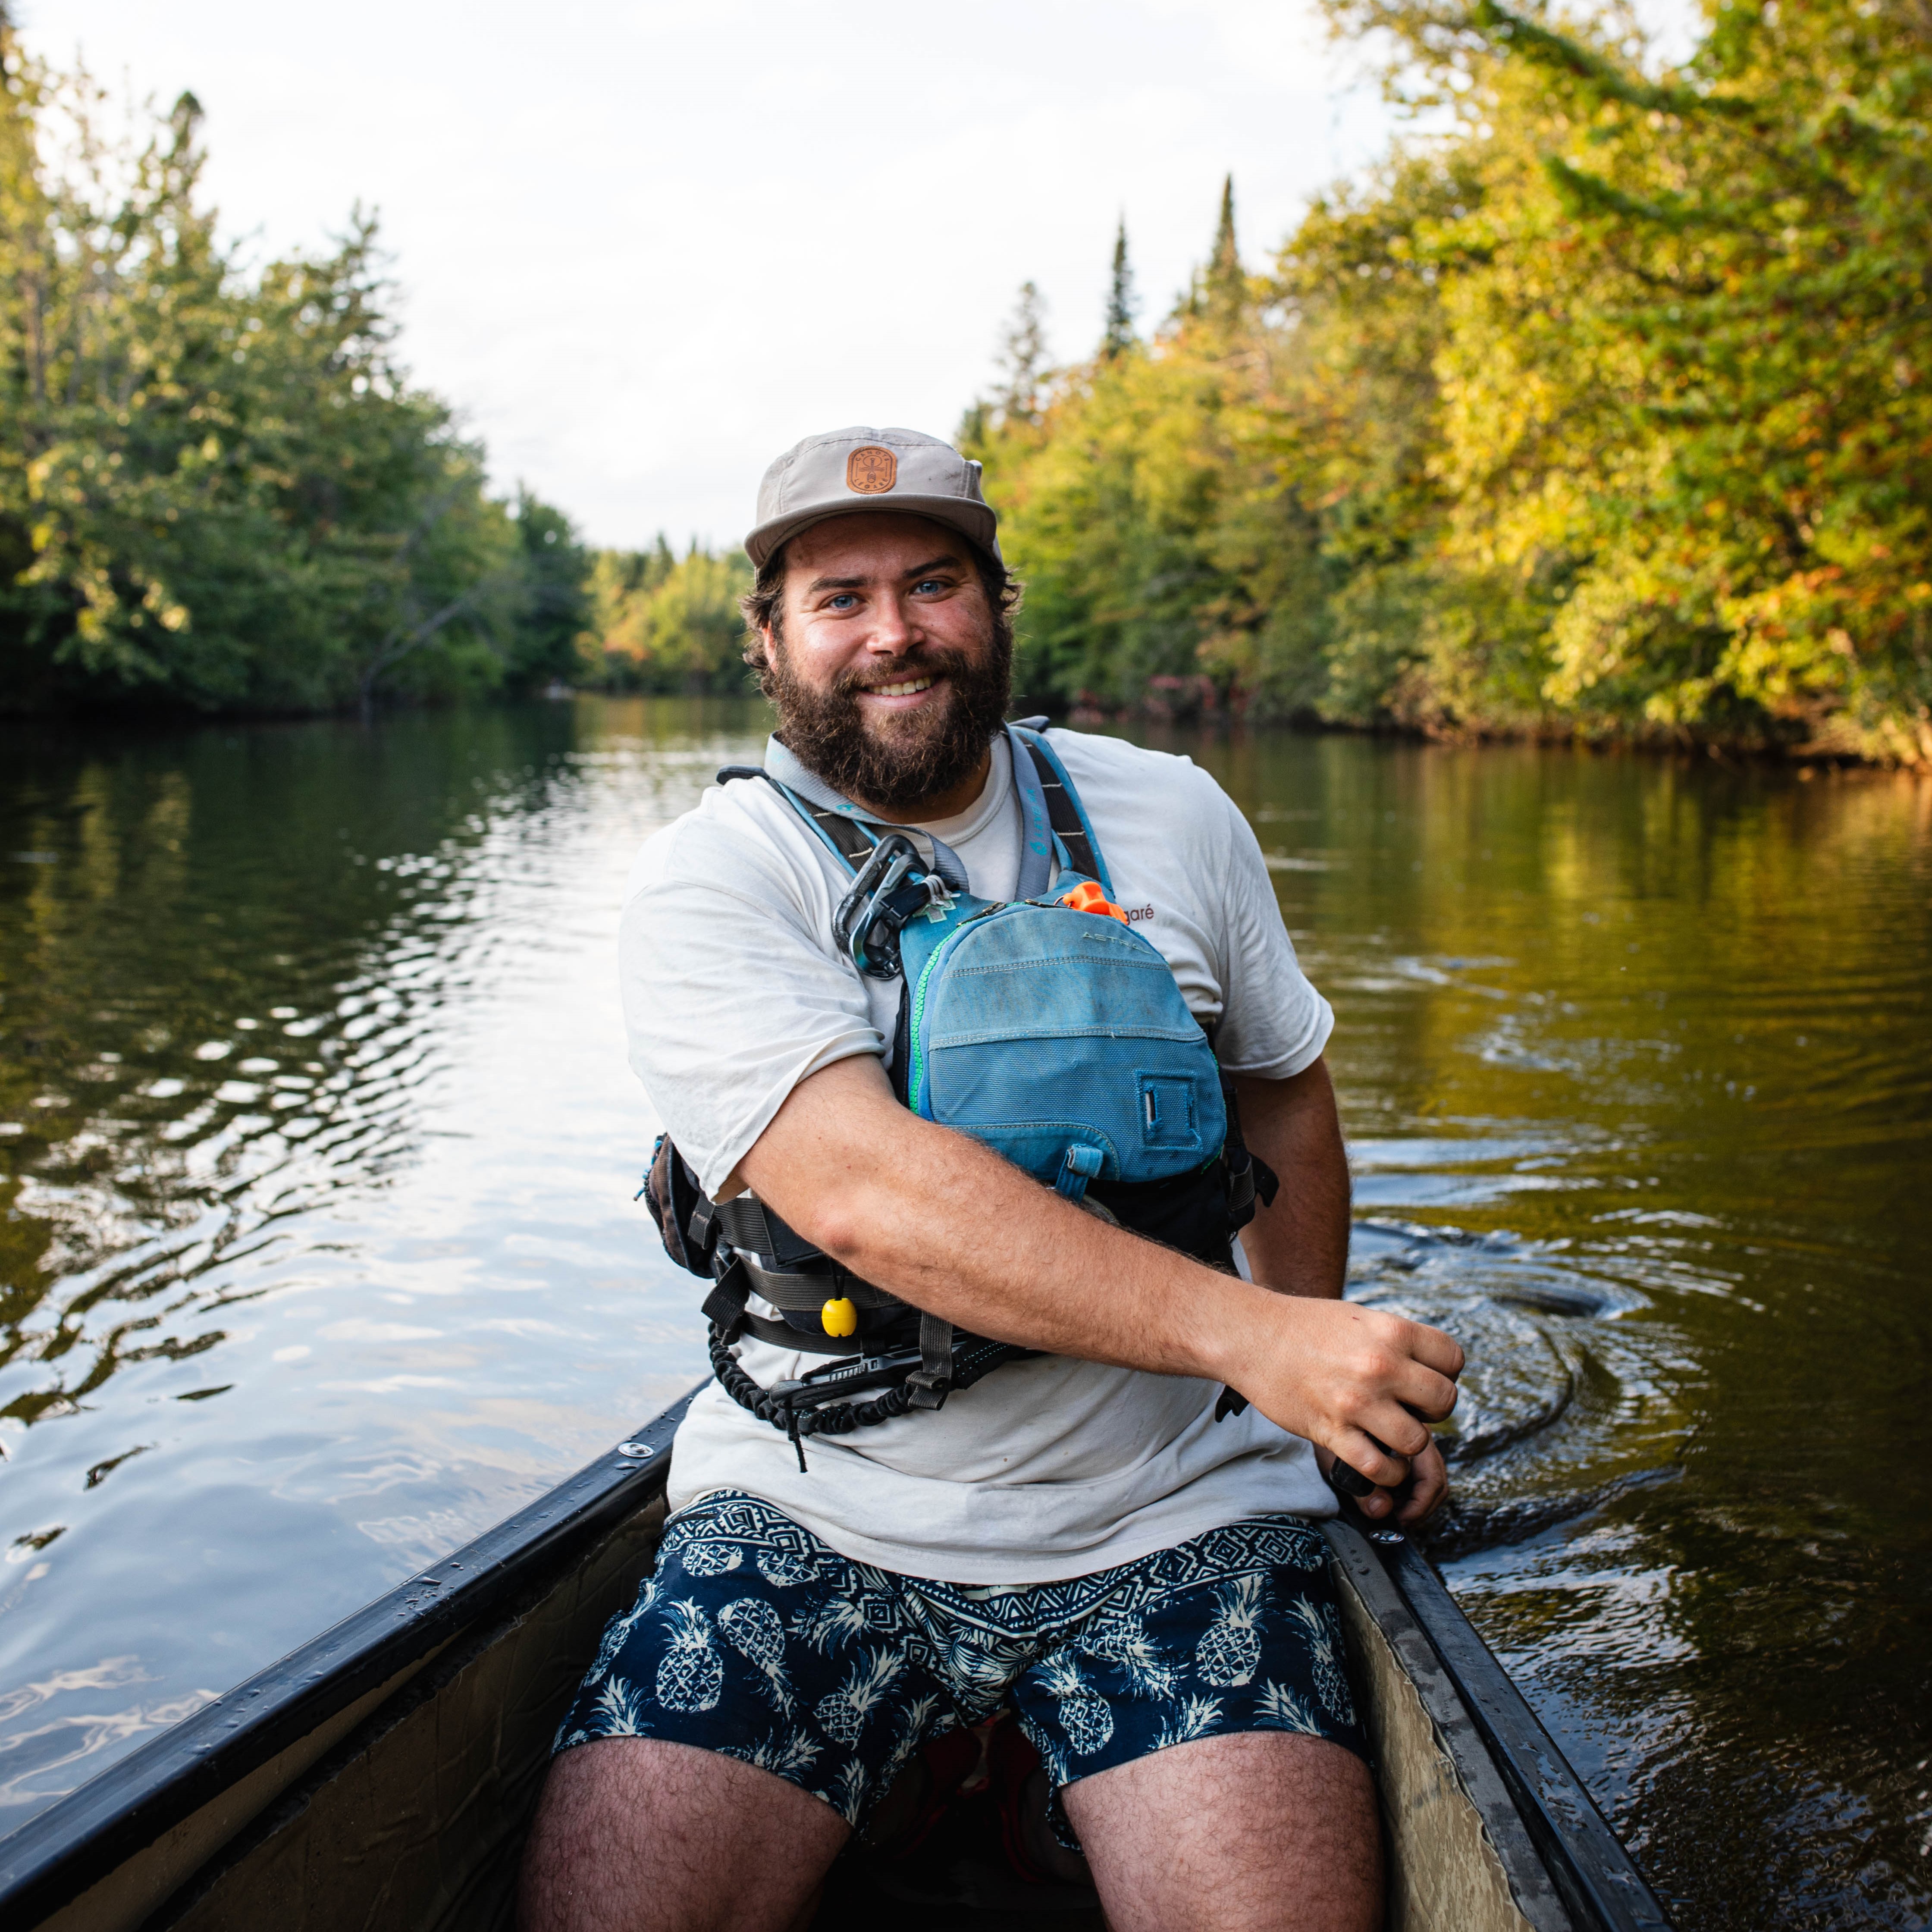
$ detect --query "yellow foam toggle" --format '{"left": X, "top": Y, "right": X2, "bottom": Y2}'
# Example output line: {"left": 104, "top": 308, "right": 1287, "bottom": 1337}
{"left": 821, "top": 1296, "right": 859, "bottom": 1338}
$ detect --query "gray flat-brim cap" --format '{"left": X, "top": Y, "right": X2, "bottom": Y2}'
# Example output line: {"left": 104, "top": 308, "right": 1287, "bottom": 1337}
{"left": 745, "top": 426, "right": 1001, "bottom": 569}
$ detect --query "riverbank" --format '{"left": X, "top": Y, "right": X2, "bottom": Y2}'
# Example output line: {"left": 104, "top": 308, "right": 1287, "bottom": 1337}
{"left": 960, "top": 4, "right": 1932, "bottom": 778}
{"left": 18, "top": 677, "right": 1932, "bottom": 777}
{"left": 1067, "top": 693, "right": 1932, "bottom": 773}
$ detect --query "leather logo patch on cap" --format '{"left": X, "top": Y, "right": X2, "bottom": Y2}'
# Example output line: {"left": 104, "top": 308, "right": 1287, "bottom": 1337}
{"left": 846, "top": 445, "right": 898, "bottom": 494}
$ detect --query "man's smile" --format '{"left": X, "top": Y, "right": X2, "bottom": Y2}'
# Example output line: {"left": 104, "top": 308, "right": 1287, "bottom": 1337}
{"left": 857, "top": 672, "right": 944, "bottom": 708}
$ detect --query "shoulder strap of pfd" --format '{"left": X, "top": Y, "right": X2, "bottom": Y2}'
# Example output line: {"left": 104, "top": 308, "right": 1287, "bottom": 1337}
{"left": 1008, "top": 725, "right": 1113, "bottom": 900}
{"left": 717, "top": 765, "right": 876, "bottom": 871}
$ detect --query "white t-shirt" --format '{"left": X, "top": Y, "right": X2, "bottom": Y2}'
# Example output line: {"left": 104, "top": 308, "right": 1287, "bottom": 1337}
{"left": 618, "top": 727, "right": 1338, "bottom": 1584}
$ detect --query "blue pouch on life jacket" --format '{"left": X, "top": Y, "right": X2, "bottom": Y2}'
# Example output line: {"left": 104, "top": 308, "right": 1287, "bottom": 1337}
{"left": 896, "top": 884, "right": 1227, "bottom": 1201}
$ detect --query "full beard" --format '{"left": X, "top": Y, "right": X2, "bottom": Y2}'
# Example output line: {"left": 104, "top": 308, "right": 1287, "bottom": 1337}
{"left": 768, "top": 635, "right": 1013, "bottom": 818}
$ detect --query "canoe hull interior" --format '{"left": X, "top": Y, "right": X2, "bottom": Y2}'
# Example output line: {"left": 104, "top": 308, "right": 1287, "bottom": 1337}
{"left": 0, "top": 1405, "right": 1667, "bottom": 1932}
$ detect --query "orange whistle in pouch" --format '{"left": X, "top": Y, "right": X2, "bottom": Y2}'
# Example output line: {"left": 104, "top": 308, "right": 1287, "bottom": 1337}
{"left": 1060, "top": 880, "right": 1130, "bottom": 925}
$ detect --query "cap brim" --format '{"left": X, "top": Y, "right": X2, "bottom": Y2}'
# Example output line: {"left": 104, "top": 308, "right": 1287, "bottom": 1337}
{"left": 744, "top": 496, "right": 1001, "bottom": 570}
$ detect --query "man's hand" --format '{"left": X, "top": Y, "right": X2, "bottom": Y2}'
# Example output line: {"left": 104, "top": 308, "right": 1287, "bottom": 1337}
{"left": 1216, "top": 1291, "right": 1461, "bottom": 1502}
{"left": 732, "top": 1054, "right": 1464, "bottom": 1497}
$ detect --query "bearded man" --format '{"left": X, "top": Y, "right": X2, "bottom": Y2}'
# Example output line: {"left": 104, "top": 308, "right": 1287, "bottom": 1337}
{"left": 520, "top": 427, "right": 1463, "bottom": 1932}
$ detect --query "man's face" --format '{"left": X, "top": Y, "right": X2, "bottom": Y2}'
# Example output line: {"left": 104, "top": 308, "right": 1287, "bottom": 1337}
{"left": 761, "top": 511, "right": 1010, "bottom": 816}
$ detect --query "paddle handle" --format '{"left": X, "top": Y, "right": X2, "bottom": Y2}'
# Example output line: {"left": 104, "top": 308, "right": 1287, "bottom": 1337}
{"left": 1331, "top": 1406, "right": 1435, "bottom": 1498}
{"left": 1329, "top": 1452, "right": 1381, "bottom": 1499}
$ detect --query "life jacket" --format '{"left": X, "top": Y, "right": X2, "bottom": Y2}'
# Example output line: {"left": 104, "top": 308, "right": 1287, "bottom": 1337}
{"left": 642, "top": 722, "right": 1276, "bottom": 1467}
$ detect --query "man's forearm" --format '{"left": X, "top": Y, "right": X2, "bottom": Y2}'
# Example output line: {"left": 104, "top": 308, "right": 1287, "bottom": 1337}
{"left": 733, "top": 1054, "right": 1459, "bottom": 1486}
{"left": 736, "top": 1054, "right": 1255, "bottom": 1384}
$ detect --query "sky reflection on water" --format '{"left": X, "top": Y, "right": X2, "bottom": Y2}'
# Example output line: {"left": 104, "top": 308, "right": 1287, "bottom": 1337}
{"left": 1, "top": 701, "right": 1928, "bottom": 1929}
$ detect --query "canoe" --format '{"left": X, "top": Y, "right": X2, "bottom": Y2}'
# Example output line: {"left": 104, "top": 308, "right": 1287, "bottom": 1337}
{"left": 0, "top": 1388, "right": 1672, "bottom": 1931}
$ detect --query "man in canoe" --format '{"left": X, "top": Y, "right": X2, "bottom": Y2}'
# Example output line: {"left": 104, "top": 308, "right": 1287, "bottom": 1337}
{"left": 522, "top": 427, "right": 1462, "bottom": 1932}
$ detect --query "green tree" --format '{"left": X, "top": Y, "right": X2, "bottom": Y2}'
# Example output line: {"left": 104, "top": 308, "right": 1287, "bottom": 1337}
{"left": 0, "top": 22, "right": 590, "bottom": 716}
{"left": 1103, "top": 217, "right": 1138, "bottom": 359}
{"left": 964, "top": 191, "right": 1330, "bottom": 718}
{"left": 579, "top": 539, "right": 753, "bottom": 693}
{"left": 504, "top": 487, "right": 593, "bottom": 689}
{"left": 970, "top": 3, "right": 1932, "bottom": 763}
{"left": 1319, "top": 0, "right": 1932, "bottom": 758}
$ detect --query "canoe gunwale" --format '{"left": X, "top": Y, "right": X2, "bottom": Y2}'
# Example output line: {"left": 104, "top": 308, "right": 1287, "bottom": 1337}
{"left": 0, "top": 1392, "right": 696, "bottom": 1929}
{"left": 1373, "top": 1533, "right": 1672, "bottom": 1932}
{"left": 1322, "top": 1519, "right": 1566, "bottom": 1932}
{"left": 143, "top": 1491, "right": 674, "bottom": 1932}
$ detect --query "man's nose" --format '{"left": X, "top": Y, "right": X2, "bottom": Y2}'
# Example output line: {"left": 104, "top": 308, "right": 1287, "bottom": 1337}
{"left": 865, "top": 593, "right": 920, "bottom": 653}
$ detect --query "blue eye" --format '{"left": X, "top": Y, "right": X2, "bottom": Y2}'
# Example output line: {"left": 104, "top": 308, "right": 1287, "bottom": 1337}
{"left": 827, "top": 593, "right": 856, "bottom": 610}
{"left": 914, "top": 579, "right": 944, "bottom": 595}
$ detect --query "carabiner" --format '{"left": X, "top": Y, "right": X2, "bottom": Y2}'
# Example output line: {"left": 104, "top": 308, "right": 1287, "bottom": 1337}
{"left": 834, "top": 833, "right": 921, "bottom": 959}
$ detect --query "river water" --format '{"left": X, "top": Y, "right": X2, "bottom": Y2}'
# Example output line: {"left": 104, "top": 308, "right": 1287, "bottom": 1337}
{"left": 0, "top": 698, "right": 1926, "bottom": 1927}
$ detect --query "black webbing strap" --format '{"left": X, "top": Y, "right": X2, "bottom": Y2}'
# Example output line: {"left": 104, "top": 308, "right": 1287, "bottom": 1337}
{"left": 1019, "top": 738, "right": 1099, "bottom": 883}
{"left": 717, "top": 765, "right": 873, "bottom": 870}
{"left": 713, "top": 1198, "right": 908, "bottom": 1314}
{"left": 908, "top": 1312, "right": 955, "bottom": 1409}
{"left": 700, "top": 1253, "right": 754, "bottom": 1335}
{"left": 713, "top": 1194, "right": 831, "bottom": 1269}
{"left": 740, "top": 1312, "right": 869, "bottom": 1356}
{"left": 685, "top": 1193, "right": 716, "bottom": 1259}
{"left": 794, "top": 798, "right": 872, "bottom": 867}
{"left": 735, "top": 1254, "right": 903, "bottom": 1314}
{"left": 714, "top": 1194, "right": 778, "bottom": 1255}
{"left": 701, "top": 1255, "right": 891, "bottom": 1357}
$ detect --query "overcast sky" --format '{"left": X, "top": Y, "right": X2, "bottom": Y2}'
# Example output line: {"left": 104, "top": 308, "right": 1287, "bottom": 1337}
{"left": 17, "top": 1, "right": 1693, "bottom": 551}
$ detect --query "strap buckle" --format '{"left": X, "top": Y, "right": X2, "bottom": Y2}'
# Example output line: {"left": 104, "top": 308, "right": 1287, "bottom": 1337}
{"left": 766, "top": 1346, "right": 925, "bottom": 1411}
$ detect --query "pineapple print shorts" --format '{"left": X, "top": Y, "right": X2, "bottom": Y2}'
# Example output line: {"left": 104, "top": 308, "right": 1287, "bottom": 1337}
{"left": 552, "top": 1490, "right": 1369, "bottom": 1844}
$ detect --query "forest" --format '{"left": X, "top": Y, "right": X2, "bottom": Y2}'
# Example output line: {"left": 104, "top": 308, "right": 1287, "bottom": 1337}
{"left": 957, "top": 0, "right": 1932, "bottom": 763}
{"left": 7, "top": 1, "right": 1930, "bottom": 763}
{"left": 0, "top": 18, "right": 588, "bottom": 714}
{"left": 589, "top": 0, "right": 1932, "bottom": 763}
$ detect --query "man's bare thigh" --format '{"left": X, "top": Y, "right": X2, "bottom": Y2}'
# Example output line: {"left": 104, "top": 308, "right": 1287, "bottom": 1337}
{"left": 1063, "top": 1730, "right": 1381, "bottom": 1932}
{"left": 519, "top": 1737, "right": 849, "bottom": 1932}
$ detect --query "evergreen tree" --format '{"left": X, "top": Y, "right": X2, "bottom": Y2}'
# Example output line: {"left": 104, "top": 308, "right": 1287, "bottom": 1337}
{"left": 1206, "top": 174, "right": 1244, "bottom": 326}
{"left": 993, "top": 281, "right": 1050, "bottom": 426}
{"left": 1102, "top": 217, "right": 1137, "bottom": 358}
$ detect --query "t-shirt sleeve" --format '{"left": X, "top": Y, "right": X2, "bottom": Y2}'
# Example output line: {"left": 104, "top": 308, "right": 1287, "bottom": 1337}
{"left": 618, "top": 809, "right": 882, "bottom": 1197}
{"left": 1207, "top": 786, "right": 1334, "bottom": 1079}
